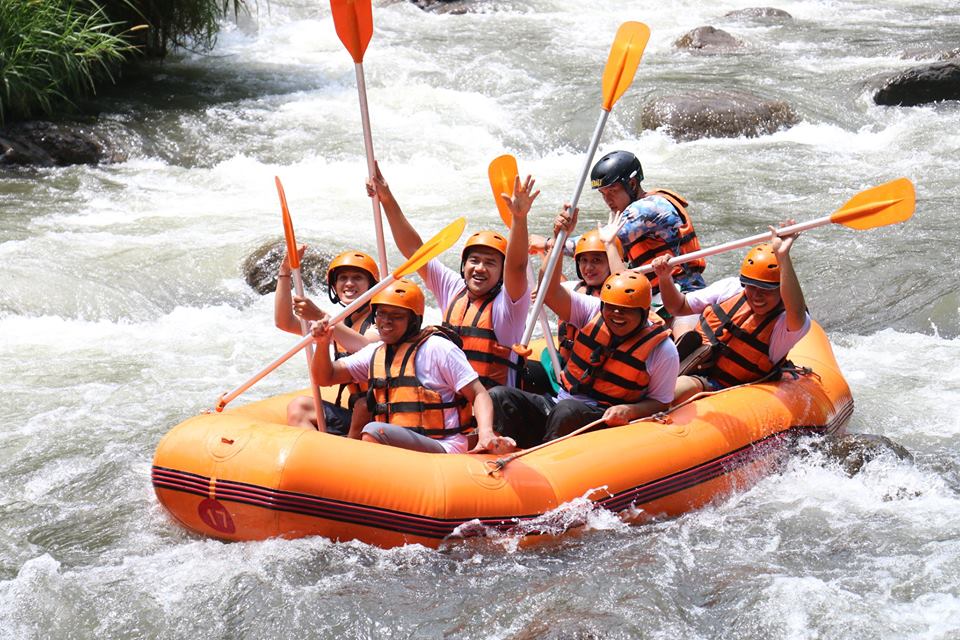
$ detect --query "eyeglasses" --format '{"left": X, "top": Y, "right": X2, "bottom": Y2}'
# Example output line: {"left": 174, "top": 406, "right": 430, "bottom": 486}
{"left": 374, "top": 309, "right": 408, "bottom": 323}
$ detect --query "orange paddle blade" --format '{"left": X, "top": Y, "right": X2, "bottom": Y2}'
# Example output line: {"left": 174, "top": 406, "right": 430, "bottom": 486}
{"left": 330, "top": 0, "right": 373, "bottom": 63}
{"left": 275, "top": 176, "right": 300, "bottom": 269}
{"left": 488, "top": 154, "right": 519, "bottom": 228}
{"left": 601, "top": 22, "right": 650, "bottom": 111}
{"left": 393, "top": 217, "right": 467, "bottom": 278}
{"left": 829, "top": 177, "right": 915, "bottom": 230}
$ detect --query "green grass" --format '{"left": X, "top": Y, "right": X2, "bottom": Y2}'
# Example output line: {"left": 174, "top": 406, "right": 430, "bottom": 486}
{"left": 0, "top": 0, "right": 247, "bottom": 124}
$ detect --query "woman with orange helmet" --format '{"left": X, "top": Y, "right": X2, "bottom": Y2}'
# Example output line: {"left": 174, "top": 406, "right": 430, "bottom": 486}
{"left": 486, "top": 210, "right": 679, "bottom": 447}
{"left": 275, "top": 246, "right": 381, "bottom": 433}
{"left": 654, "top": 221, "right": 809, "bottom": 404}
{"left": 309, "top": 279, "right": 514, "bottom": 454}
{"left": 366, "top": 162, "right": 535, "bottom": 389}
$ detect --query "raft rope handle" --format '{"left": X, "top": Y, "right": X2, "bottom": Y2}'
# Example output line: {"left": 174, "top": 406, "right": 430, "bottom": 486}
{"left": 486, "top": 417, "right": 608, "bottom": 476}
{"left": 488, "top": 364, "right": 819, "bottom": 475}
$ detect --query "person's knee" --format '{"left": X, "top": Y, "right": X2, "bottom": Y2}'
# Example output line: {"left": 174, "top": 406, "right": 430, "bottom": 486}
{"left": 674, "top": 376, "right": 704, "bottom": 404}
{"left": 286, "top": 396, "right": 314, "bottom": 428}
{"left": 361, "top": 423, "right": 386, "bottom": 444}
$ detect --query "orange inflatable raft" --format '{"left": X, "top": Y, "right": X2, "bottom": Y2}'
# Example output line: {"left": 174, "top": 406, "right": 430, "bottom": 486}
{"left": 152, "top": 322, "right": 852, "bottom": 548}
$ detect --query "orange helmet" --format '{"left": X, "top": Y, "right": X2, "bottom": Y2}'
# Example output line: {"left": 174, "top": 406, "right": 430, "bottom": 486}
{"left": 371, "top": 278, "right": 425, "bottom": 317}
{"left": 739, "top": 243, "right": 780, "bottom": 290}
{"left": 327, "top": 251, "right": 379, "bottom": 304}
{"left": 461, "top": 230, "right": 507, "bottom": 263}
{"left": 599, "top": 271, "right": 652, "bottom": 310}
{"left": 574, "top": 229, "right": 622, "bottom": 279}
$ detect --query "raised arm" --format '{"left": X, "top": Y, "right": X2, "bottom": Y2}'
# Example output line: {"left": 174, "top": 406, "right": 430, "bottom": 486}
{"left": 309, "top": 321, "right": 355, "bottom": 386}
{"left": 597, "top": 212, "right": 627, "bottom": 274}
{"left": 771, "top": 221, "right": 806, "bottom": 331}
{"left": 500, "top": 175, "right": 539, "bottom": 302}
{"left": 541, "top": 205, "right": 579, "bottom": 322}
{"left": 652, "top": 255, "right": 694, "bottom": 316}
{"left": 274, "top": 244, "right": 306, "bottom": 334}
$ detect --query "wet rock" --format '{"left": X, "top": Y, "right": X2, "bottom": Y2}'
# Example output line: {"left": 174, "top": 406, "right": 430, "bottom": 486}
{"left": 873, "top": 62, "right": 960, "bottom": 106}
{"left": 242, "top": 239, "right": 332, "bottom": 296}
{"left": 811, "top": 433, "right": 913, "bottom": 476}
{"left": 724, "top": 7, "right": 792, "bottom": 20}
{"left": 0, "top": 121, "right": 126, "bottom": 167}
{"left": 407, "top": 0, "right": 474, "bottom": 14}
{"left": 674, "top": 26, "right": 743, "bottom": 53}
{"left": 639, "top": 90, "right": 800, "bottom": 141}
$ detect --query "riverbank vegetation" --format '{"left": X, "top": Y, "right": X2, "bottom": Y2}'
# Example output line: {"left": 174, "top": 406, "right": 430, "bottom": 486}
{"left": 0, "top": 0, "right": 246, "bottom": 124}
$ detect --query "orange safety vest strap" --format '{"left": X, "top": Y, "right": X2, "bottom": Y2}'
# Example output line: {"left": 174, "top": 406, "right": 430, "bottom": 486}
{"left": 335, "top": 305, "right": 375, "bottom": 408}
{"left": 557, "top": 281, "right": 598, "bottom": 363}
{"left": 562, "top": 317, "right": 669, "bottom": 408}
{"left": 366, "top": 328, "right": 475, "bottom": 438}
{"left": 442, "top": 287, "right": 520, "bottom": 388}
{"left": 698, "top": 294, "right": 784, "bottom": 387}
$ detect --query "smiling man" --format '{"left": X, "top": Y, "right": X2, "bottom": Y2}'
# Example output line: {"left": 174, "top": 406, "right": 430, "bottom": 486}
{"left": 487, "top": 208, "right": 679, "bottom": 447}
{"left": 367, "top": 163, "right": 536, "bottom": 389}
{"left": 653, "top": 223, "right": 809, "bottom": 404}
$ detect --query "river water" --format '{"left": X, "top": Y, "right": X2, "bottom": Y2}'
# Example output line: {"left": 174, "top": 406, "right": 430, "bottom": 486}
{"left": 2, "top": 0, "right": 959, "bottom": 638}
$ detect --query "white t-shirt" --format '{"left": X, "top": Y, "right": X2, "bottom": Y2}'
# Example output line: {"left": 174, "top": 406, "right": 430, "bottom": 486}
{"left": 425, "top": 259, "right": 531, "bottom": 387}
{"left": 340, "top": 335, "right": 479, "bottom": 453}
{"left": 556, "top": 293, "right": 679, "bottom": 406}
{"left": 684, "top": 277, "right": 811, "bottom": 363}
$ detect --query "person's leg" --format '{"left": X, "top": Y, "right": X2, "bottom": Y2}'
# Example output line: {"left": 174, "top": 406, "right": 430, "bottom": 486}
{"left": 321, "top": 401, "right": 351, "bottom": 436}
{"left": 674, "top": 375, "right": 707, "bottom": 404}
{"left": 543, "top": 399, "right": 605, "bottom": 442}
{"left": 487, "top": 386, "right": 553, "bottom": 448}
{"left": 286, "top": 396, "right": 316, "bottom": 428}
{"left": 360, "top": 423, "right": 446, "bottom": 453}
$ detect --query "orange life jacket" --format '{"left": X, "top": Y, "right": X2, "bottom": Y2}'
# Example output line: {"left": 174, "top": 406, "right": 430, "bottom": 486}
{"left": 442, "top": 286, "right": 521, "bottom": 388}
{"left": 624, "top": 188, "right": 705, "bottom": 291}
{"left": 366, "top": 328, "right": 475, "bottom": 438}
{"left": 560, "top": 314, "right": 671, "bottom": 408}
{"left": 695, "top": 292, "right": 785, "bottom": 387}
{"left": 557, "top": 281, "right": 601, "bottom": 364}
{"left": 334, "top": 305, "right": 374, "bottom": 409}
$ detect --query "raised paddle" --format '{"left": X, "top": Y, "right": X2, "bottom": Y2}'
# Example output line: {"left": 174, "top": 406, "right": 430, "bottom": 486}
{"left": 517, "top": 21, "right": 650, "bottom": 356}
{"left": 632, "top": 177, "right": 917, "bottom": 275}
{"left": 487, "top": 154, "right": 564, "bottom": 382}
{"left": 330, "top": 0, "right": 388, "bottom": 278}
{"left": 275, "top": 177, "right": 328, "bottom": 431}
{"left": 215, "top": 217, "right": 467, "bottom": 412}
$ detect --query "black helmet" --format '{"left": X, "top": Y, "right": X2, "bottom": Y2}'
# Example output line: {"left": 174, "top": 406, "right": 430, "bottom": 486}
{"left": 590, "top": 151, "right": 643, "bottom": 192}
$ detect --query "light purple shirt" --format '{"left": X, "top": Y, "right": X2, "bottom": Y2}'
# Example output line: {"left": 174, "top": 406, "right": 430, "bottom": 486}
{"left": 341, "top": 335, "right": 479, "bottom": 453}
{"left": 557, "top": 293, "right": 679, "bottom": 406}
{"left": 424, "top": 259, "right": 531, "bottom": 387}
{"left": 684, "top": 277, "right": 811, "bottom": 363}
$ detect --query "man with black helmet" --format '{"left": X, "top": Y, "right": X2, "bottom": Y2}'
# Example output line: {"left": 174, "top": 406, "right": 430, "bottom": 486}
{"left": 587, "top": 150, "right": 707, "bottom": 299}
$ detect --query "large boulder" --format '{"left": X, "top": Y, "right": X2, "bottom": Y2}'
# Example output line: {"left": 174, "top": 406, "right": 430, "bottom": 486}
{"left": 0, "top": 121, "right": 125, "bottom": 166}
{"left": 873, "top": 61, "right": 960, "bottom": 106}
{"left": 724, "top": 7, "right": 792, "bottom": 20}
{"left": 242, "top": 239, "right": 333, "bottom": 296}
{"left": 639, "top": 90, "right": 800, "bottom": 141}
{"left": 674, "top": 26, "right": 743, "bottom": 53}
{"left": 808, "top": 433, "right": 913, "bottom": 476}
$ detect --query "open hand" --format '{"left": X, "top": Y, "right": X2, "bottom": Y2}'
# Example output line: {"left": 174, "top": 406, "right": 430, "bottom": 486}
{"left": 597, "top": 212, "right": 626, "bottom": 246}
{"left": 500, "top": 174, "right": 540, "bottom": 221}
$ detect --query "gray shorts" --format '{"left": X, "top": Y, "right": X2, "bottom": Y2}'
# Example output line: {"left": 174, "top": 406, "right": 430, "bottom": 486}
{"left": 360, "top": 423, "right": 446, "bottom": 453}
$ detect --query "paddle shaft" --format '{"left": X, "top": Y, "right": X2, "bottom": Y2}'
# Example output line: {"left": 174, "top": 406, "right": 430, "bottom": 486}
{"left": 291, "top": 269, "right": 328, "bottom": 431}
{"left": 354, "top": 62, "right": 389, "bottom": 278}
{"left": 528, "top": 263, "right": 563, "bottom": 380}
{"left": 215, "top": 274, "right": 396, "bottom": 412}
{"left": 521, "top": 110, "right": 610, "bottom": 347}
{"left": 633, "top": 215, "right": 833, "bottom": 275}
